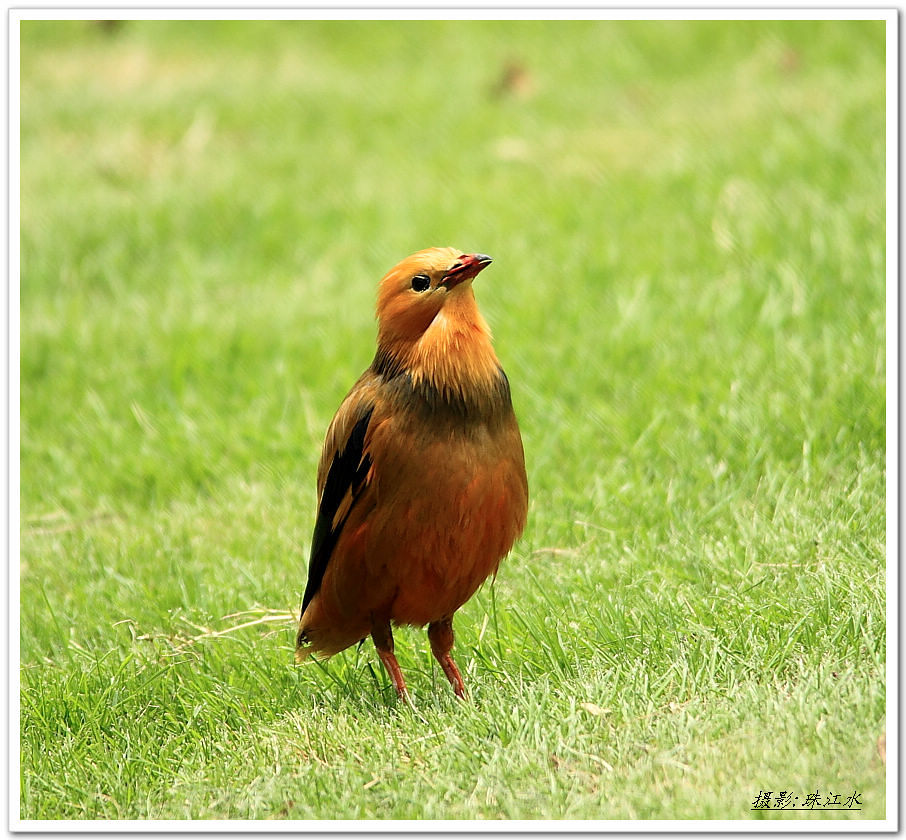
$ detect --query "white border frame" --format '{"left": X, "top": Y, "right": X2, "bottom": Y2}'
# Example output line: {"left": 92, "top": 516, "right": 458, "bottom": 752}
{"left": 8, "top": 8, "right": 897, "bottom": 832}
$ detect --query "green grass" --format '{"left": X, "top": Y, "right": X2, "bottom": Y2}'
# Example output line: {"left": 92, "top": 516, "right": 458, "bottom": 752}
{"left": 19, "top": 19, "right": 886, "bottom": 821}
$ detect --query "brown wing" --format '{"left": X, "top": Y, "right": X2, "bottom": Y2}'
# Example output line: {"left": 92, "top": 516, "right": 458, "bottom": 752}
{"left": 300, "top": 373, "right": 381, "bottom": 616}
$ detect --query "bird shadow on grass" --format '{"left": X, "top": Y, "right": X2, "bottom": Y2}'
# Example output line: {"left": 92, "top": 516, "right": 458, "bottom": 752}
{"left": 116, "top": 601, "right": 538, "bottom": 731}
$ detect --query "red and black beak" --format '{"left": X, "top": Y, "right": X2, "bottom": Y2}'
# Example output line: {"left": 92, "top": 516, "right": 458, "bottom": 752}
{"left": 440, "top": 253, "right": 493, "bottom": 289}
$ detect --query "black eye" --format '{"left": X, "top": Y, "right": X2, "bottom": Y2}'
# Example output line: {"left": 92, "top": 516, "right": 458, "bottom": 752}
{"left": 411, "top": 274, "right": 430, "bottom": 292}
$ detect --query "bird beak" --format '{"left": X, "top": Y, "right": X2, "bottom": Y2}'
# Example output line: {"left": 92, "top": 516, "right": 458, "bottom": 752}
{"left": 440, "top": 253, "right": 493, "bottom": 289}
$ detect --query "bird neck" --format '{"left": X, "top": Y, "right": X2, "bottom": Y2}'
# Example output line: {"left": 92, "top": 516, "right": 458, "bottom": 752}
{"left": 376, "top": 293, "right": 506, "bottom": 409}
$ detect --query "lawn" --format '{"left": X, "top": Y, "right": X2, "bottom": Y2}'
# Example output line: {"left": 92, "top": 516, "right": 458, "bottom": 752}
{"left": 18, "top": 19, "right": 887, "bottom": 821}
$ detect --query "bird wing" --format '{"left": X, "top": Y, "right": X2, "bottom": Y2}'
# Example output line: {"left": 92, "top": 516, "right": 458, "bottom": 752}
{"left": 300, "top": 375, "right": 379, "bottom": 616}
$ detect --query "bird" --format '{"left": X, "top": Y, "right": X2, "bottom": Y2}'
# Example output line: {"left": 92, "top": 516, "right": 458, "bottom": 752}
{"left": 295, "top": 247, "right": 528, "bottom": 700}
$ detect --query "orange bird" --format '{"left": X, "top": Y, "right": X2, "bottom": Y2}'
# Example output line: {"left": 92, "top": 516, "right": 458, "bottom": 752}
{"left": 296, "top": 247, "right": 528, "bottom": 699}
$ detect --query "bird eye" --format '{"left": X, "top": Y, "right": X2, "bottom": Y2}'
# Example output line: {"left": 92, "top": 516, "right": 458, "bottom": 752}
{"left": 411, "top": 274, "right": 431, "bottom": 292}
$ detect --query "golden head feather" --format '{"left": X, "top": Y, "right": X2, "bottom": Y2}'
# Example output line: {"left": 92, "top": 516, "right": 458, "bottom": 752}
{"left": 375, "top": 247, "right": 501, "bottom": 399}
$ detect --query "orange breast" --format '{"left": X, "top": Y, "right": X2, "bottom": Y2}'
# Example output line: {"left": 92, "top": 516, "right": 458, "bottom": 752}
{"left": 319, "top": 409, "right": 527, "bottom": 640}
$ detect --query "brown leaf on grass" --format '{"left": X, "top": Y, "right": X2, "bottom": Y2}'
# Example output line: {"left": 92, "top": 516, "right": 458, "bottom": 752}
{"left": 491, "top": 61, "right": 534, "bottom": 100}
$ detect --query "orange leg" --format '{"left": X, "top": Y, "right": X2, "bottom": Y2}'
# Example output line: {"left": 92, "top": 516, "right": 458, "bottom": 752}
{"left": 428, "top": 618, "right": 466, "bottom": 699}
{"left": 371, "top": 621, "right": 409, "bottom": 701}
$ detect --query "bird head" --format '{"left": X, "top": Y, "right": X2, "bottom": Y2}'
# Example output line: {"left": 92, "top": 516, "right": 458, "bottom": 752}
{"left": 374, "top": 247, "right": 500, "bottom": 394}
{"left": 376, "top": 247, "right": 492, "bottom": 346}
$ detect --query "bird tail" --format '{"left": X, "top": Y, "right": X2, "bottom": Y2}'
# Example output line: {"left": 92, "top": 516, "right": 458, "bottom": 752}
{"left": 295, "top": 613, "right": 365, "bottom": 662}
{"left": 295, "top": 625, "right": 314, "bottom": 663}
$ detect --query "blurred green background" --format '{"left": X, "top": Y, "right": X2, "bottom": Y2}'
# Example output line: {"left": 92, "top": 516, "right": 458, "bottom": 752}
{"left": 20, "top": 20, "right": 886, "bottom": 821}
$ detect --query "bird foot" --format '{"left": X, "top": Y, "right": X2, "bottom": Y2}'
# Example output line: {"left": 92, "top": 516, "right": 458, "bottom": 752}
{"left": 372, "top": 622, "right": 410, "bottom": 702}
{"left": 428, "top": 618, "right": 468, "bottom": 699}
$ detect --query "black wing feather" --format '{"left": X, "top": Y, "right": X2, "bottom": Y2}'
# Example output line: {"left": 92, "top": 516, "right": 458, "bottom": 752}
{"left": 300, "top": 406, "right": 374, "bottom": 615}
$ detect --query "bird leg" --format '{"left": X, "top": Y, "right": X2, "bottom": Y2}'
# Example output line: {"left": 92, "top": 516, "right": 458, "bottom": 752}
{"left": 371, "top": 621, "right": 409, "bottom": 701}
{"left": 428, "top": 618, "right": 466, "bottom": 699}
